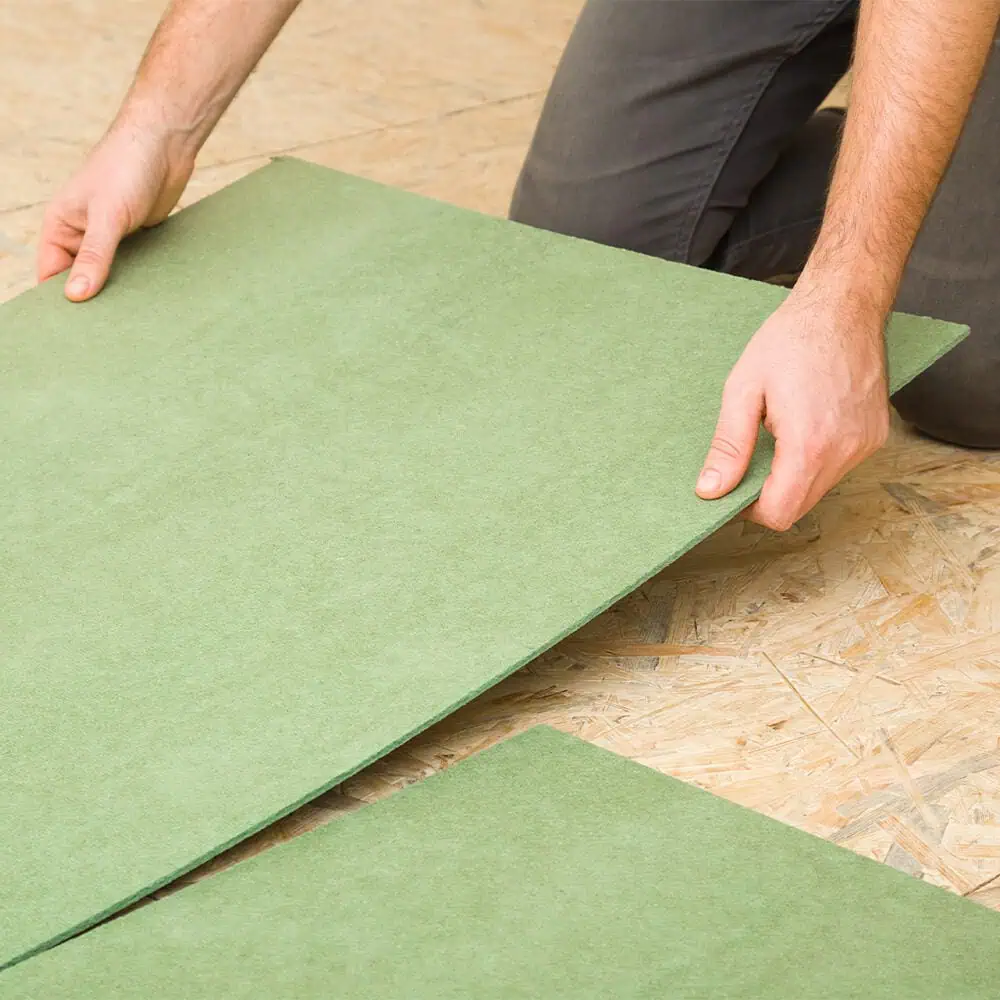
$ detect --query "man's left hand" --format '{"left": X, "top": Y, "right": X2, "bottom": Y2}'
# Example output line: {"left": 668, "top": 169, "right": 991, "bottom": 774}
{"left": 695, "top": 284, "right": 891, "bottom": 531}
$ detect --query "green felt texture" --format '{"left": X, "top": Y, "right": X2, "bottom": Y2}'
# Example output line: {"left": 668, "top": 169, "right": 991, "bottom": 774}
{"left": 4, "top": 727, "right": 999, "bottom": 998}
{"left": 0, "top": 158, "right": 965, "bottom": 970}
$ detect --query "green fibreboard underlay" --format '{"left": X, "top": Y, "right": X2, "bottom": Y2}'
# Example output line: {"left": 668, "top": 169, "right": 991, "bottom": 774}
{"left": 0, "top": 158, "right": 965, "bottom": 970}
{"left": 5, "top": 727, "right": 1000, "bottom": 997}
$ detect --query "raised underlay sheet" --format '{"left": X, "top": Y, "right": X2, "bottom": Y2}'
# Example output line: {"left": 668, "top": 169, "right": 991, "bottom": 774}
{"left": 0, "top": 158, "right": 965, "bottom": 969}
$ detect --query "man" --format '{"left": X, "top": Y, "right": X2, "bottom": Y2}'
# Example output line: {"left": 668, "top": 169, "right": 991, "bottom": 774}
{"left": 39, "top": 0, "right": 1000, "bottom": 531}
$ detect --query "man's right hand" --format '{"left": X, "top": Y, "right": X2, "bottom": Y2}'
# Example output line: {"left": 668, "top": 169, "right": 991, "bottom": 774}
{"left": 37, "top": 0, "right": 304, "bottom": 303}
{"left": 37, "top": 122, "right": 194, "bottom": 302}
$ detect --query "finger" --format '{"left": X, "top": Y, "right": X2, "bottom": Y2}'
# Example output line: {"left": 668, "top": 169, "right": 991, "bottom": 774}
{"left": 37, "top": 214, "right": 82, "bottom": 283}
{"left": 746, "top": 437, "right": 818, "bottom": 532}
{"left": 37, "top": 241, "right": 76, "bottom": 283}
{"left": 796, "top": 468, "right": 846, "bottom": 525}
{"left": 64, "top": 208, "right": 127, "bottom": 302}
{"left": 696, "top": 379, "right": 763, "bottom": 499}
{"left": 792, "top": 434, "right": 880, "bottom": 524}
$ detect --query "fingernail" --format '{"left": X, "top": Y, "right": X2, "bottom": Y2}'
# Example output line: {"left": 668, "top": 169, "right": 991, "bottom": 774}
{"left": 67, "top": 276, "right": 89, "bottom": 298}
{"left": 697, "top": 469, "right": 721, "bottom": 493}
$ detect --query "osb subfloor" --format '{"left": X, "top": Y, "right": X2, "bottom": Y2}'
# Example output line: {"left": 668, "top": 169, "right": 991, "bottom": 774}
{"left": 4, "top": 1, "right": 1000, "bottom": 917}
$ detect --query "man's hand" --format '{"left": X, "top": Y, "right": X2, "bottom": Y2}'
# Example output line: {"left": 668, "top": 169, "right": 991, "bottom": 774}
{"left": 696, "top": 0, "right": 1000, "bottom": 528}
{"left": 696, "top": 286, "right": 889, "bottom": 531}
{"left": 38, "top": 124, "right": 193, "bottom": 301}
{"left": 37, "top": 0, "right": 303, "bottom": 301}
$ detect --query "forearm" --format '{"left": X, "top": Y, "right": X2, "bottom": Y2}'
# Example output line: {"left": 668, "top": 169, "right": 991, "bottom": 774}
{"left": 802, "top": 0, "right": 1000, "bottom": 319}
{"left": 115, "top": 0, "right": 302, "bottom": 160}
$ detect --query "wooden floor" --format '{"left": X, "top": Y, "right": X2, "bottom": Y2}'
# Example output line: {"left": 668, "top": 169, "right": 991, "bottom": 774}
{"left": 5, "top": 1, "right": 1000, "bottom": 914}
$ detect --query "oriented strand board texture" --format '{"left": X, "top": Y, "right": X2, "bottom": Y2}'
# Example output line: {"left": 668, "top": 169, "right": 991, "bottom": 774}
{"left": 5, "top": 728, "right": 1000, "bottom": 998}
{"left": 0, "top": 158, "right": 963, "bottom": 969}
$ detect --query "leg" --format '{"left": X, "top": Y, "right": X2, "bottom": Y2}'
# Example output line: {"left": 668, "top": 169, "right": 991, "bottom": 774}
{"left": 707, "top": 107, "right": 845, "bottom": 280}
{"left": 510, "top": 0, "right": 857, "bottom": 277}
{"left": 891, "top": 33, "right": 1000, "bottom": 449}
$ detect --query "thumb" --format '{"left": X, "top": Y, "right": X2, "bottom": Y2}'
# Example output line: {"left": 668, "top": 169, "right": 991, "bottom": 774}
{"left": 696, "top": 379, "right": 763, "bottom": 499}
{"left": 64, "top": 207, "right": 127, "bottom": 302}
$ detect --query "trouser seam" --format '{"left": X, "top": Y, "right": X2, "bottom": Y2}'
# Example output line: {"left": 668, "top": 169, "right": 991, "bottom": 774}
{"left": 723, "top": 214, "right": 825, "bottom": 257}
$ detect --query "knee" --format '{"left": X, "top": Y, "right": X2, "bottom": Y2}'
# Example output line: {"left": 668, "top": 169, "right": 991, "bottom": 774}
{"left": 892, "top": 338, "right": 1000, "bottom": 449}
{"left": 509, "top": 162, "right": 689, "bottom": 263}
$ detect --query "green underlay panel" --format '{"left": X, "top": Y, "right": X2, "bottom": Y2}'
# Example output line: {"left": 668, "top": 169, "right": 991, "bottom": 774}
{"left": 0, "top": 158, "right": 966, "bottom": 969}
{"left": 5, "top": 728, "right": 999, "bottom": 997}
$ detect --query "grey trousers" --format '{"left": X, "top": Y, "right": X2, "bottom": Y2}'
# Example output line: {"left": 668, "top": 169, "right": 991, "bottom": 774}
{"left": 510, "top": 0, "right": 1000, "bottom": 448}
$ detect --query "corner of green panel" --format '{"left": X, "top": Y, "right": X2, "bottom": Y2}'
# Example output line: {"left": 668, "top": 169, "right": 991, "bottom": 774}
{"left": 497, "top": 726, "right": 625, "bottom": 765}
{"left": 267, "top": 155, "right": 337, "bottom": 180}
{"left": 513, "top": 725, "right": 573, "bottom": 748}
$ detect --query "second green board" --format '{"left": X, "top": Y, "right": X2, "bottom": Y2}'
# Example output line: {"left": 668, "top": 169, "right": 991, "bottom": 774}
{"left": 4, "top": 728, "right": 999, "bottom": 997}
